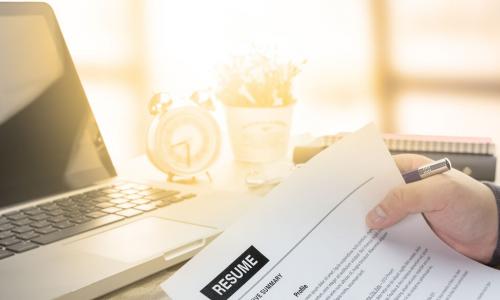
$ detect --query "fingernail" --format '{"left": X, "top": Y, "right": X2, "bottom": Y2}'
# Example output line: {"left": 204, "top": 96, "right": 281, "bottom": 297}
{"left": 368, "top": 206, "right": 387, "bottom": 225}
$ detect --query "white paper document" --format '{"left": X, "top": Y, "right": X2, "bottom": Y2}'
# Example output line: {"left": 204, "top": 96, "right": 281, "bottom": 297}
{"left": 162, "top": 124, "right": 500, "bottom": 300}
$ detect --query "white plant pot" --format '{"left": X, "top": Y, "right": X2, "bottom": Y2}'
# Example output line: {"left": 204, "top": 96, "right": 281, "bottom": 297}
{"left": 224, "top": 104, "right": 294, "bottom": 163}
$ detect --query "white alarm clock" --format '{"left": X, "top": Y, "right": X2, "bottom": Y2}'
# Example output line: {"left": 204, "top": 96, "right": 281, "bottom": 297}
{"left": 146, "top": 92, "right": 221, "bottom": 181}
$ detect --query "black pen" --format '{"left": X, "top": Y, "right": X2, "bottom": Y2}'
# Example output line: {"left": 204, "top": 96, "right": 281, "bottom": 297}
{"left": 402, "top": 158, "right": 452, "bottom": 184}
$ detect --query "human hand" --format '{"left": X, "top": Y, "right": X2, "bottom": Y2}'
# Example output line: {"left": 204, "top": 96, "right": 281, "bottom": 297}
{"left": 365, "top": 154, "right": 499, "bottom": 264}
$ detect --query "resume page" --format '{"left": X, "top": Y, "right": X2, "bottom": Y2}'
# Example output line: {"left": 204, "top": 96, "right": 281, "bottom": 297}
{"left": 162, "top": 124, "right": 500, "bottom": 300}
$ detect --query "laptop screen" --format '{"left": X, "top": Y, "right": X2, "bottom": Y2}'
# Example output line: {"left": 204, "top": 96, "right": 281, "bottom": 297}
{"left": 0, "top": 4, "right": 116, "bottom": 208}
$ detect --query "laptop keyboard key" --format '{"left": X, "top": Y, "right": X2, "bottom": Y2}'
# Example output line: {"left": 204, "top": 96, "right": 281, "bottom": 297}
{"left": 145, "top": 191, "right": 179, "bottom": 201}
{"left": 131, "top": 199, "right": 150, "bottom": 205}
{"left": 125, "top": 194, "right": 141, "bottom": 200}
{"left": 71, "top": 195, "right": 89, "bottom": 202}
{"left": 60, "top": 205, "right": 76, "bottom": 211}
{"left": 122, "top": 189, "right": 138, "bottom": 195}
{"left": 177, "top": 193, "right": 196, "bottom": 201}
{"left": 69, "top": 216, "right": 90, "bottom": 224}
{"left": 12, "top": 225, "right": 32, "bottom": 234}
{"left": 179, "top": 193, "right": 196, "bottom": 200}
{"left": 12, "top": 218, "right": 32, "bottom": 226}
{"left": 92, "top": 196, "right": 112, "bottom": 203}
{"left": 32, "top": 214, "right": 124, "bottom": 245}
{"left": 31, "top": 220, "right": 52, "bottom": 228}
{"left": 23, "top": 208, "right": 44, "bottom": 216}
{"left": 0, "top": 231, "right": 14, "bottom": 239}
{"left": 0, "top": 217, "right": 9, "bottom": 225}
{"left": 54, "top": 221, "right": 74, "bottom": 229}
{"left": 17, "top": 231, "right": 40, "bottom": 240}
{"left": 137, "top": 190, "right": 152, "bottom": 196}
{"left": 101, "top": 207, "right": 122, "bottom": 214}
{"left": 110, "top": 198, "right": 129, "bottom": 205}
{"left": 0, "top": 249, "right": 14, "bottom": 260}
{"left": 168, "top": 195, "right": 183, "bottom": 203}
{"left": 39, "top": 203, "right": 59, "bottom": 211}
{"left": 7, "top": 213, "right": 27, "bottom": 221}
{"left": 47, "top": 209, "right": 65, "bottom": 216}
{"left": 114, "top": 183, "right": 135, "bottom": 190}
{"left": 77, "top": 203, "right": 93, "bottom": 209}
{"left": 87, "top": 206, "right": 103, "bottom": 213}
{"left": 117, "top": 203, "right": 136, "bottom": 209}
{"left": 35, "top": 226, "right": 57, "bottom": 235}
{"left": 116, "top": 208, "right": 143, "bottom": 218}
{"left": 65, "top": 213, "right": 81, "bottom": 220}
{"left": 86, "top": 190, "right": 103, "bottom": 197}
{"left": 64, "top": 210, "right": 82, "bottom": 218}
{"left": 87, "top": 211, "right": 107, "bottom": 219}
{"left": 7, "top": 241, "right": 39, "bottom": 253}
{"left": 4, "top": 211, "right": 21, "bottom": 216}
{"left": 56, "top": 199, "right": 74, "bottom": 207}
{"left": 48, "top": 215, "right": 67, "bottom": 223}
{"left": 0, "top": 237, "right": 21, "bottom": 246}
{"left": 0, "top": 223, "right": 14, "bottom": 232}
{"left": 107, "top": 193, "right": 123, "bottom": 198}
{"left": 135, "top": 204, "right": 156, "bottom": 212}
{"left": 139, "top": 188, "right": 170, "bottom": 196}
{"left": 96, "top": 202, "right": 114, "bottom": 209}
{"left": 181, "top": 193, "right": 196, "bottom": 199}
{"left": 78, "top": 207, "right": 94, "bottom": 214}
{"left": 64, "top": 204, "right": 80, "bottom": 211}
{"left": 151, "top": 200, "right": 171, "bottom": 208}
{"left": 30, "top": 214, "right": 49, "bottom": 221}
{"left": 130, "top": 184, "right": 151, "bottom": 191}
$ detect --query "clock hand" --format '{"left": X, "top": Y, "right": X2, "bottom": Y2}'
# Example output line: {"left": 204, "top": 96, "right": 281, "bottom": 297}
{"left": 171, "top": 140, "right": 191, "bottom": 167}
{"left": 186, "top": 142, "right": 191, "bottom": 168}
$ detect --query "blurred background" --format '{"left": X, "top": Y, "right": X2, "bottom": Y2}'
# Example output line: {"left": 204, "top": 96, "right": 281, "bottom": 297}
{"left": 40, "top": 0, "right": 500, "bottom": 165}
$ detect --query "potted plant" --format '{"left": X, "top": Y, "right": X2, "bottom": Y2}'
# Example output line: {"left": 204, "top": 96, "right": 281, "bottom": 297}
{"left": 217, "top": 51, "right": 304, "bottom": 162}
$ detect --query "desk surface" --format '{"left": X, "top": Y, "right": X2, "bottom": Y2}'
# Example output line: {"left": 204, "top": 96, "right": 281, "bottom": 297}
{"left": 96, "top": 155, "right": 285, "bottom": 299}
{"left": 98, "top": 264, "right": 181, "bottom": 300}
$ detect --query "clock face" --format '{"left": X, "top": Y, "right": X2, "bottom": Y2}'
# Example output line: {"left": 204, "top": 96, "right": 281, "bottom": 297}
{"left": 147, "top": 106, "right": 221, "bottom": 176}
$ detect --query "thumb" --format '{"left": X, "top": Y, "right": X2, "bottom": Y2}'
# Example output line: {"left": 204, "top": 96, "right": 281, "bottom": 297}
{"left": 365, "top": 178, "right": 448, "bottom": 229}
{"left": 393, "top": 154, "right": 433, "bottom": 174}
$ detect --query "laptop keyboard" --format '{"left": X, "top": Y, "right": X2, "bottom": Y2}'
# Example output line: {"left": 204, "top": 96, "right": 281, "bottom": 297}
{"left": 0, "top": 182, "right": 196, "bottom": 260}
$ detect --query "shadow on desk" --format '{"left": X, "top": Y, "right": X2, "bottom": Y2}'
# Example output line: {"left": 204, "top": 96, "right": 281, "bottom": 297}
{"left": 98, "top": 263, "right": 184, "bottom": 300}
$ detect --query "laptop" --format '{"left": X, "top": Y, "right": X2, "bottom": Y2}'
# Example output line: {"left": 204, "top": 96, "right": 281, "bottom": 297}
{"left": 0, "top": 3, "right": 255, "bottom": 299}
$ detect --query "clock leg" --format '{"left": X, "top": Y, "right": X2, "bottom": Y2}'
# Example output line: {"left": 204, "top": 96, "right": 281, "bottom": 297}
{"left": 205, "top": 171, "right": 213, "bottom": 183}
{"left": 167, "top": 172, "right": 197, "bottom": 184}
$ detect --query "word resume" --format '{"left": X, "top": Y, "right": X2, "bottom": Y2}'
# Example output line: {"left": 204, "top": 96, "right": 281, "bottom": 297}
{"left": 162, "top": 124, "right": 500, "bottom": 300}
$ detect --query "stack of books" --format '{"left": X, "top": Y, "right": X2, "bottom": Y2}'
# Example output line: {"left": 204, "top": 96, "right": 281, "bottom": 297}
{"left": 293, "top": 133, "right": 497, "bottom": 181}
